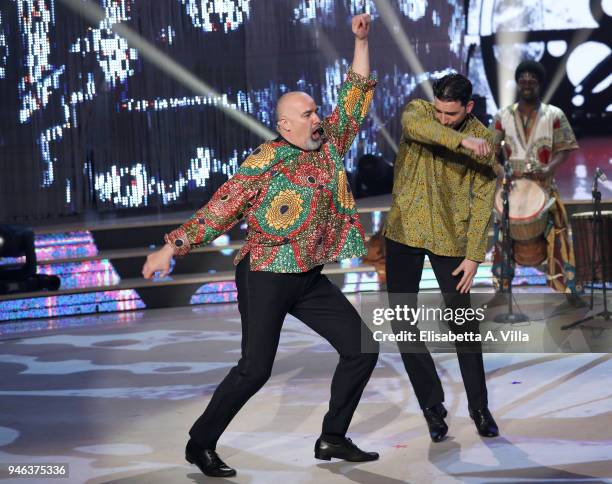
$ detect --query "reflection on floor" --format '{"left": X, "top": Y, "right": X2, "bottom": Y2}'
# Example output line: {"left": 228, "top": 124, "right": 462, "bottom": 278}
{"left": 0, "top": 301, "right": 610, "bottom": 483}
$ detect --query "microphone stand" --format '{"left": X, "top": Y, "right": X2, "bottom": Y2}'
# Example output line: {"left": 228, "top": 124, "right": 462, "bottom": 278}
{"left": 494, "top": 156, "right": 528, "bottom": 323}
{"left": 562, "top": 172, "right": 611, "bottom": 329}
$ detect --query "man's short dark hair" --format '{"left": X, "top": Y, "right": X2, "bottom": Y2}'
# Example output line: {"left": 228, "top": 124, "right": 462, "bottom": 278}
{"left": 515, "top": 60, "right": 546, "bottom": 85}
{"left": 432, "top": 73, "right": 473, "bottom": 106}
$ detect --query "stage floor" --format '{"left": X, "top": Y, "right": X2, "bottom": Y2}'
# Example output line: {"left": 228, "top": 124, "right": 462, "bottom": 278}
{"left": 0, "top": 299, "right": 611, "bottom": 483}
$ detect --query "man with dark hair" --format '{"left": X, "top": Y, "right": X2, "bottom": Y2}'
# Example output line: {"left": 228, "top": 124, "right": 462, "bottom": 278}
{"left": 490, "top": 60, "right": 581, "bottom": 297}
{"left": 514, "top": 59, "right": 546, "bottom": 86}
{"left": 143, "top": 14, "right": 380, "bottom": 478}
{"left": 432, "top": 72, "right": 473, "bottom": 105}
{"left": 384, "top": 72, "right": 499, "bottom": 442}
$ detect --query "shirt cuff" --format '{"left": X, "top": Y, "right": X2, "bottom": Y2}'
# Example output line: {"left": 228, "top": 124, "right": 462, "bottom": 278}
{"left": 465, "top": 248, "right": 485, "bottom": 264}
{"left": 452, "top": 131, "right": 468, "bottom": 149}
{"left": 164, "top": 228, "right": 191, "bottom": 257}
{"left": 346, "top": 66, "right": 377, "bottom": 91}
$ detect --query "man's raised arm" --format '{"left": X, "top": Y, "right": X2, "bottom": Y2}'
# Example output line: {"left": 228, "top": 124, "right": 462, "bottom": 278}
{"left": 321, "top": 14, "right": 376, "bottom": 158}
{"left": 351, "top": 14, "right": 370, "bottom": 78}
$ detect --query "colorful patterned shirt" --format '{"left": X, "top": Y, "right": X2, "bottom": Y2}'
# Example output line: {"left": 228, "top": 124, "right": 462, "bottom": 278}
{"left": 383, "top": 99, "right": 497, "bottom": 263}
{"left": 490, "top": 102, "right": 579, "bottom": 175}
{"left": 165, "top": 68, "right": 376, "bottom": 272}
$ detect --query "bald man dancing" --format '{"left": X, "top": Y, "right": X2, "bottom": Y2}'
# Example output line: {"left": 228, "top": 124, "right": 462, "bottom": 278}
{"left": 143, "top": 14, "right": 378, "bottom": 478}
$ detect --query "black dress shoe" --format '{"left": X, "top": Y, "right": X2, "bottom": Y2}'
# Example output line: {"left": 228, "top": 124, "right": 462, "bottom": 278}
{"left": 185, "top": 439, "right": 237, "bottom": 477}
{"left": 423, "top": 403, "right": 449, "bottom": 442}
{"left": 469, "top": 407, "right": 499, "bottom": 437}
{"left": 314, "top": 436, "right": 379, "bottom": 462}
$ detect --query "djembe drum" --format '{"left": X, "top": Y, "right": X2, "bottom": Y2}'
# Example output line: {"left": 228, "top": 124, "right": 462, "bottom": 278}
{"left": 494, "top": 178, "right": 555, "bottom": 266}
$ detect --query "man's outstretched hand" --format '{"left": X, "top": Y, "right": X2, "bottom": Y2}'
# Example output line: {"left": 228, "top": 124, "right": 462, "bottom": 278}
{"left": 142, "top": 243, "right": 174, "bottom": 279}
{"left": 352, "top": 13, "right": 371, "bottom": 40}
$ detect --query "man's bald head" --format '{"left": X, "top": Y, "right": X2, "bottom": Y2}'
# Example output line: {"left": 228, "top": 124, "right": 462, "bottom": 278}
{"left": 276, "top": 92, "right": 314, "bottom": 122}
{"left": 275, "top": 91, "right": 323, "bottom": 151}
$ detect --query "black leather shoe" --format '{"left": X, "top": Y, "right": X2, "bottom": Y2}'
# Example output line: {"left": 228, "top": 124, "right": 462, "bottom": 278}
{"left": 423, "top": 403, "right": 448, "bottom": 442}
{"left": 469, "top": 407, "right": 499, "bottom": 437}
{"left": 314, "top": 436, "right": 379, "bottom": 462}
{"left": 185, "top": 439, "right": 237, "bottom": 477}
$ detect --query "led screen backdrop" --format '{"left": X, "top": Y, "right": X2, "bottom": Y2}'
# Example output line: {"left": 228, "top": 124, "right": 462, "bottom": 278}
{"left": 0, "top": 0, "right": 609, "bottom": 222}
{"left": 0, "top": 0, "right": 466, "bottom": 221}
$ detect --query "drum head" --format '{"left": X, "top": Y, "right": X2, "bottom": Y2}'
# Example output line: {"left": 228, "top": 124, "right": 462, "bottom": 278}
{"left": 495, "top": 178, "right": 547, "bottom": 220}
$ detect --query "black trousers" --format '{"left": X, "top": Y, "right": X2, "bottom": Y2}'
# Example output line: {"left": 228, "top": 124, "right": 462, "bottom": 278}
{"left": 190, "top": 255, "right": 379, "bottom": 449}
{"left": 385, "top": 237, "right": 488, "bottom": 410}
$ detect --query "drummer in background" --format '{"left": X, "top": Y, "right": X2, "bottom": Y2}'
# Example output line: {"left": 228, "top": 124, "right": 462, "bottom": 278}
{"left": 490, "top": 60, "right": 582, "bottom": 301}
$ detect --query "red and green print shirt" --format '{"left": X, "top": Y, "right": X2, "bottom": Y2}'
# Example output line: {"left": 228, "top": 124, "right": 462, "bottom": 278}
{"left": 165, "top": 68, "right": 377, "bottom": 272}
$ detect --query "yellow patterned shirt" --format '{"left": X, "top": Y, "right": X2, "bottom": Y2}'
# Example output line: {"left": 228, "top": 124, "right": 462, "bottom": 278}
{"left": 383, "top": 99, "right": 496, "bottom": 262}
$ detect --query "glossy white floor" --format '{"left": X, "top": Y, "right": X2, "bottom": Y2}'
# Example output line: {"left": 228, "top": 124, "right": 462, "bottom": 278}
{"left": 0, "top": 300, "right": 611, "bottom": 484}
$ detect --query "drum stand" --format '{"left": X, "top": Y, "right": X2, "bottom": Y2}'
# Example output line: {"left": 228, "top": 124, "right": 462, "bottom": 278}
{"left": 562, "top": 177, "right": 611, "bottom": 330}
{"left": 494, "top": 159, "right": 529, "bottom": 323}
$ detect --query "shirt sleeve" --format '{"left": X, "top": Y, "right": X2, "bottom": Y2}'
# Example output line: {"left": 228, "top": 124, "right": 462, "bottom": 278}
{"left": 403, "top": 100, "right": 493, "bottom": 167}
{"left": 164, "top": 150, "right": 268, "bottom": 256}
{"left": 402, "top": 100, "right": 466, "bottom": 150}
{"left": 321, "top": 67, "right": 377, "bottom": 158}
{"left": 552, "top": 110, "right": 579, "bottom": 153}
{"left": 465, "top": 158, "right": 497, "bottom": 262}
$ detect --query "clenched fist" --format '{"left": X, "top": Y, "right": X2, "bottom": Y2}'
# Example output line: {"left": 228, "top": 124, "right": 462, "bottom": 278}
{"left": 461, "top": 136, "right": 492, "bottom": 157}
{"left": 352, "top": 14, "right": 371, "bottom": 40}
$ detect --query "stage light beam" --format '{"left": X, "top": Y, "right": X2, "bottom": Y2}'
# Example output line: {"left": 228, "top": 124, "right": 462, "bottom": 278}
{"left": 372, "top": 0, "right": 432, "bottom": 100}
{"left": 543, "top": 22, "right": 603, "bottom": 104}
{"left": 57, "top": 0, "right": 276, "bottom": 140}
{"left": 494, "top": 30, "right": 528, "bottom": 109}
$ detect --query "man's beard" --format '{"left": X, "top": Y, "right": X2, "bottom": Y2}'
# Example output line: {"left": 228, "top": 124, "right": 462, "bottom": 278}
{"left": 304, "top": 136, "right": 323, "bottom": 151}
